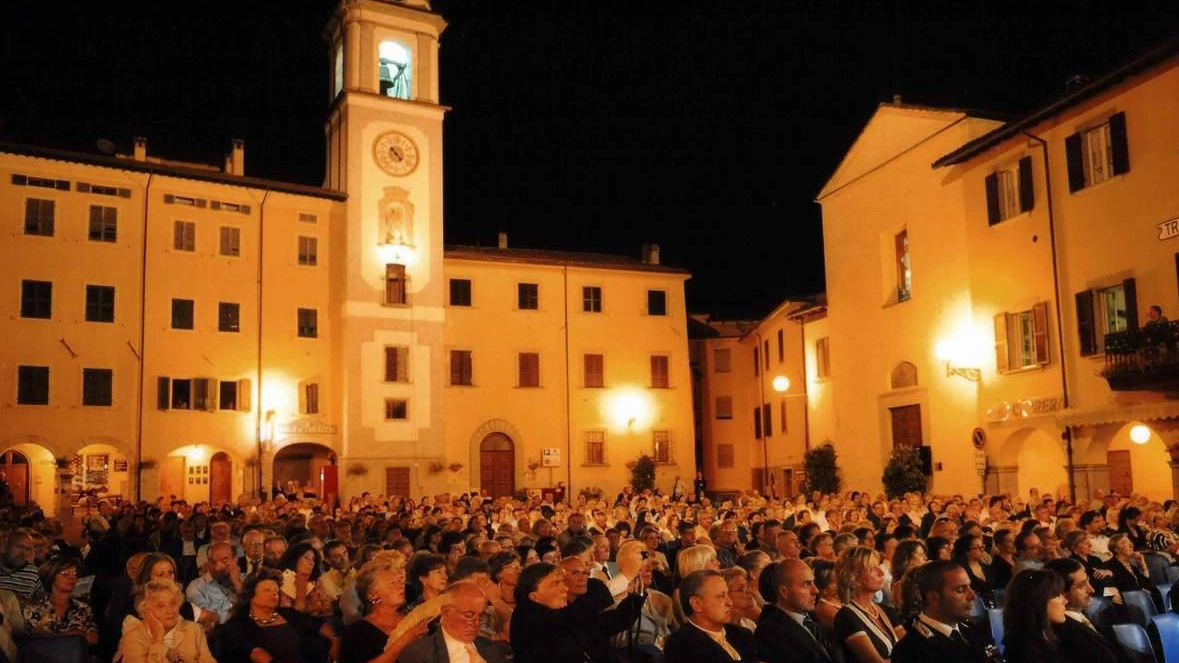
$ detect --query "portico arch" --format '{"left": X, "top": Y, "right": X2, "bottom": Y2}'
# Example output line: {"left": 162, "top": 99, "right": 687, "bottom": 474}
{"left": 468, "top": 419, "right": 524, "bottom": 496}
{"left": 997, "top": 426, "right": 1068, "bottom": 498}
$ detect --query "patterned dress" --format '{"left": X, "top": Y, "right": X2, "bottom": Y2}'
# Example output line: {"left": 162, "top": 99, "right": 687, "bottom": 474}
{"left": 21, "top": 595, "right": 97, "bottom": 635}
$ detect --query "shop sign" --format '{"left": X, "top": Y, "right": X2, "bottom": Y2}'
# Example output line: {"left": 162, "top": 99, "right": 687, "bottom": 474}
{"left": 984, "top": 396, "right": 1063, "bottom": 423}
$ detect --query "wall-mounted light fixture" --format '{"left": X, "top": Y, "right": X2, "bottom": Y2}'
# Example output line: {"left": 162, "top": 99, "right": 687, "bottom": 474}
{"left": 935, "top": 337, "right": 981, "bottom": 382}
{"left": 1130, "top": 423, "right": 1152, "bottom": 445}
{"left": 772, "top": 375, "right": 790, "bottom": 393}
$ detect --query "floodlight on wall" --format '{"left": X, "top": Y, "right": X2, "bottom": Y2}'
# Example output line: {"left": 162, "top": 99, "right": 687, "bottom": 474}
{"left": 772, "top": 375, "right": 790, "bottom": 393}
{"left": 1130, "top": 424, "right": 1152, "bottom": 445}
{"left": 935, "top": 337, "right": 981, "bottom": 382}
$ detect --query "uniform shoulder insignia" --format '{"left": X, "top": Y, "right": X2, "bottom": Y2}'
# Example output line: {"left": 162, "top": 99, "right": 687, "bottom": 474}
{"left": 913, "top": 621, "right": 935, "bottom": 638}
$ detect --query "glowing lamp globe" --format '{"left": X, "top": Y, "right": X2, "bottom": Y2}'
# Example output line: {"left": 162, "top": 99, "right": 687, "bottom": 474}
{"left": 772, "top": 376, "right": 790, "bottom": 393}
{"left": 1130, "top": 424, "right": 1152, "bottom": 445}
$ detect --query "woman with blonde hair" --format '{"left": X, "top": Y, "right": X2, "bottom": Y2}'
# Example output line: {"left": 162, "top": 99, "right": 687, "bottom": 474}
{"left": 672, "top": 544, "right": 720, "bottom": 623}
{"left": 723, "top": 566, "right": 761, "bottom": 631}
{"left": 833, "top": 546, "right": 900, "bottom": 663}
{"left": 118, "top": 580, "right": 215, "bottom": 663}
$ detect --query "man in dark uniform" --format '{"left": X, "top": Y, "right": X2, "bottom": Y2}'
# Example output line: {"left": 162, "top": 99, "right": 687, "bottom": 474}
{"left": 756, "top": 558, "right": 844, "bottom": 663}
{"left": 1045, "top": 557, "right": 1126, "bottom": 663}
{"left": 893, "top": 560, "right": 995, "bottom": 663}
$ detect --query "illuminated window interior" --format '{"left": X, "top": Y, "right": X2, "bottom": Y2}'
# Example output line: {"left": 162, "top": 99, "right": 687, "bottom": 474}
{"left": 378, "top": 41, "right": 412, "bottom": 100}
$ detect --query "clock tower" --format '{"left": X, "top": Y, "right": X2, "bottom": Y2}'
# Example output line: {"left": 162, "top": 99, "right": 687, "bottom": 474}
{"left": 323, "top": 0, "right": 447, "bottom": 498}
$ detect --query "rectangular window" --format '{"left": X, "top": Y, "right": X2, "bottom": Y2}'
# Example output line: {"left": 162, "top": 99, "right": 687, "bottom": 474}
{"left": 171, "top": 378, "right": 192, "bottom": 409}
{"left": 753, "top": 346, "right": 760, "bottom": 376}
{"left": 384, "top": 398, "right": 408, "bottom": 421}
{"left": 1066, "top": 112, "right": 1129, "bottom": 192}
{"left": 816, "top": 337, "right": 831, "bottom": 378}
{"left": 17, "top": 366, "right": 49, "bottom": 405}
{"left": 585, "top": 431, "right": 606, "bottom": 465}
{"left": 297, "top": 236, "right": 318, "bottom": 266}
{"left": 385, "top": 264, "right": 407, "bottom": 305}
{"left": 173, "top": 221, "right": 196, "bottom": 251}
{"left": 82, "top": 368, "right": 113, "bottom": 406}
{"left": 753, "top": 407, "right": 762, "bottom": 439}
{"left": 994, "top": 303, "right": 1051, "bottom": 373}
{"left": 1083, "top": 123, "right": 1114, "bottom": 187}
{"left": 384, "top": 347, "right": 409, "bottom": 383}
{"left": 449, "top": 279, "right": 472, "bottom": 306}
{"left": 219, "top": 226, "right": 241, "bottom": 257}
{"left": 780, "top": 401, "right": 788, "bottom": 434}
{"left": 650, "top": 355, "right": 669, "bottom": 388}
{"left": 777, "top": 329, "right": 784, "bottom": 363}
{"left": 896, "top": 229, "right": 911, "bottom": 302}
{"left": 450, "top": 350, "right": 473, "bottom": 386}
{"left": 986, "top": 157, "right": 1034, "bottom": 225}
{"left": 582, "top": 286, "right": 602, "bottom": 312}
{"left": 297, "top": 308, "right": 318, "bottom": 338}
{"left": 192, "top": 378, "right": 214, "bottom": 411}
{"left": 171, "top": 299, "right": 194, "bottom": 330}
{"left": 647, "top": 290, "right": 667, "bottom": 316}
{"left": 652, "top": 431, "right": 671, "bottom": 463}
{"left": 24, "top": 199, "right": 55, "bottom": 236}
{"left": 763, "top": 340, "right": 770, "bottom": 370}
{"left": 219, "top": 381, "right": 238, "bottom": 410}
{"left": 584, "top": 354, "right": 604, "bottom": 388}
{"left": 717, "top": 444, "right": 735, "bottom": 469}
{"left": 997, "top": 169, "right": 1019, "bottom": 221}
{"left": 298, "top": 213, "right": 317, "bottom": 224}
{"left": 763, "top": 403, "right": 773, "bottom": 437}
{"left": 218, "top": 302, "right": 240, "bottom": 332}
{"left": 20, "top": 280, "right": 52, "bottom": 319}
{"left": 85, "top": 285, "right": 115, "bottom": 323}
{"left": 1099, "top": 284, "right": 1129, "bottom": 335}
{"left": 519, "top": 352, "right": 540, "bottom": 388}
{"left": 304, "top": 383, "right": 319, "bottom": 414}
{"left": 713, "top": 348, "right": 731, "bottom": 373}
{"left": 715, "top": 396, "right": 733, "bottom": 420}
{"left": 518, "top": 283, "right": 539, "bottom": 310}
{"left": 88, "top": 206, "right": 117, "bottom": 242}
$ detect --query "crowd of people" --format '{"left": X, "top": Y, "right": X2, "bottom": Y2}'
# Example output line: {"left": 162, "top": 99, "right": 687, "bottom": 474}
{"left": 0, "top": 482, "right": 1175, "bottom": 663}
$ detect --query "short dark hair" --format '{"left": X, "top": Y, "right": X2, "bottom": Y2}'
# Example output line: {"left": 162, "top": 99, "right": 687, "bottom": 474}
{"left": 913, "top": 560, "right": 966, "bottom": 606}
{"left": 37, "top": 556, "right": 79, "bottom": 597}
{"left": 452, "top": 556, "right": 489, "bottom": 582}
{"left": 679, "top": 569, "right": 723, "bottom": 615}
{"left": 1014, "top": 530, "right": 1039, "bottom": 553}
{"left": 678, "top": 521, "right": 698, "bottom": 534}
{"left": 1044, "top": 557, "right": 1085, "bottom": 590}
{"left": 278, "top": 541, "right": 322, "bottom": 581}
{"left": 1078, "top": 511, "right": 1101, "bottom": 529}
{"left": 411, "top": 553, "right": 447, "bottom": 581}
{"left": 515, "top": 562, "right": 558, "bottom": 604}
{"left": 560, "top": 539, "right": 591, "bottom": 559}
{"left": 488, "top": 552, "right": 520, "bottom": 582}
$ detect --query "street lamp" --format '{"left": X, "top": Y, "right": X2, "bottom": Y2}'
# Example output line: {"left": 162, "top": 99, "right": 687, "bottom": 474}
{"left": 1130, "top": 424, "right": 1152, "bottom": 445}
{"left": 772, "top": 375, "right": 790, "bottom": 393}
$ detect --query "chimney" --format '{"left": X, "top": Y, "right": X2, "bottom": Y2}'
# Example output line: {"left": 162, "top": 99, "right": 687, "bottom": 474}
{"left": 892, "top": 94, "right": 902, "bottom": 105}
{"left": 498, "top": 232, "right": 508, "bottom": 249}
{"left": 133, "top": 136, "right": 147, "bottom": 162}
{"left": 231, "top": 139, "right": 245, "bottom": 176}
{"left": 643, "top": 243, "right": 661, "bottom": 265}
{"left": 224, "top": 153, "right": 233, "bottom": 173}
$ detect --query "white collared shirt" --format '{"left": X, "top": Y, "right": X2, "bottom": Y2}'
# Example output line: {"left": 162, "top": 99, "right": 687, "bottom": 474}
{"left": 441, "top": 627, "right": 474, "bottom": 663}
{"left": 917, "top": 613, "right": 957, "bottom": 639}
{"left": 688, "top": 620, "right": 741, "bottom": 660}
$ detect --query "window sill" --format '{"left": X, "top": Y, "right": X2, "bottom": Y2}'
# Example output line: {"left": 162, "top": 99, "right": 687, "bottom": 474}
{"left": 998, "top": 364, "right": 1048, "bottom": 377}
{"left": 990, "top": 210, "right": 1032, "bottom": 227}
{"left": 448, "top": 383, "right": 477, "bottom": 388}
{"left": 515, "top": 385, "right": 543, "bottom": 389}
{"left": 1071, "top": 174, "right": 1126, "bottom": 197}
{"left": 581, "top": 463, "right": 610, "bottom": 468}
{"left": 381, "top": 302, "right": 410, "bottom": 308}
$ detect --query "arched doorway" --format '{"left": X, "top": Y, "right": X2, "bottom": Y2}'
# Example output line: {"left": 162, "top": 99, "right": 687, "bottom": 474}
{"left": 479, "top": 433, "right": 515, "bottom": 498}
{"left": 273, "top": 443, "right": 337, "bottom": 502}
{"left": 210, "top": 452, "right": 233, "bottom": 506}
{"left": 0, "top": 451, "right": 30, "bottom": 505}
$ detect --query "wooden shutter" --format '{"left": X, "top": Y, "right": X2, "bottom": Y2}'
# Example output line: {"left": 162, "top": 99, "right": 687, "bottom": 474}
{"left": 1065, "top": 132, "right": 1085, "bottom": 192}
{"left": 1018, "top": 156, "right": 1035, "bottom": 213}
{"left": 1109, "top": 111, "right": 1130, "bottom": 176}
{"left": 985, "top": 172, "right": 1001, "bottom": 225}
{"left": 1075, "top": 290, "right": 1096, "bottom": 356}
{"left": 193, "top": 378, "right": 210, "bottom": 411}
{"left": 753, "top": 407, "right": 762, "bottom": 439}
{"left": 993, "top": 313, "right": 1010, "bottom": 373}
{"left": 519, "top": 353, "right": 540, "bottom": 387}
{"left": 157, "top": 377, "right": 171, "bottom": 410}
{"left": 1032, "top": 302, "right": 1050, "bottom": 365}
{"left": 207, "top": 378, "right": 219, "bottom": 411}
{"left": 763, "top": 403, "right": 772, "bottom": 437}
{"left": 237, "top": 378, "right": 252, "bottom": 411}
{"left": 1123, "top": 277, "right": 1138, "bottom": 331}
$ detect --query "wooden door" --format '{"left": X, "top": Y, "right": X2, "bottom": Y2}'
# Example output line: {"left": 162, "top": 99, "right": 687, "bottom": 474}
{"left": 890, "top": 404, "right": 923, "bottom": 448}
{"left": 479, "top": 433, "right": 515, "bottom": 498}
{"left": 385, "top": 467, "right": 410, "bottom": 498}
{"left": 783, "top": 469, "right": 794, "bottom": 498}
{"left": 1108, "top": 450, "right": 1133, "bottom": 495}
{"left": 210, "top": 452, "right": 232, "bottom": 505}
{"left": 160, "top": 456, "right": 186, "bottom": 500}
{"left": 0, "top": 451, "right": 29, "bottom": 505}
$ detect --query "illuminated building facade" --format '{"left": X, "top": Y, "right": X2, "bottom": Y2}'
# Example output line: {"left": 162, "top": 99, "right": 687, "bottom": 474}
{"left": 0, "top": 0, "right": 693, "bottom": 514}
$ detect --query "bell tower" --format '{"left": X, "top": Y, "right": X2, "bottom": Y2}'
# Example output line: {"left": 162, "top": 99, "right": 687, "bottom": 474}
{"left": 324, "top": 0, "right": 448, "bottom": 498}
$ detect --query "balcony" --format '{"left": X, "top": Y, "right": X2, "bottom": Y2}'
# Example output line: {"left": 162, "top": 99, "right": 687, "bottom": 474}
{"left": 1103, "top": 321, "right": 1179, "bottom": 391}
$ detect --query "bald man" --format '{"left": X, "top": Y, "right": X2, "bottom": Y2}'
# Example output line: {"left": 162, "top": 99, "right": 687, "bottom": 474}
{"left": 755, "top": 559, "right": 843, "bottom": 663}
{"left": 185, "top": 541, "right": 240, "bottom": 624}
{"left": 397, "top": 582, "right": 509, "bottom": 663}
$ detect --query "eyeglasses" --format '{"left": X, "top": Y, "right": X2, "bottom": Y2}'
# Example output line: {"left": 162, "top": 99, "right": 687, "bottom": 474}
{"left": 446, "top": 609, "right": 483, "bottom": 624}
{"left": 58, "top": 569, "right": 78, "bottom": 577}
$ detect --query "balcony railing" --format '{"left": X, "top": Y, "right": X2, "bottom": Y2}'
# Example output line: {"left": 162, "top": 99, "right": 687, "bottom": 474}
{"left": 1103, "top": 320, "right": 1179, "bottom": 391}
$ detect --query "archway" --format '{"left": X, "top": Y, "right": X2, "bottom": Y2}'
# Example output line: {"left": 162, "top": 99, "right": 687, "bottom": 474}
{"left": 273, "top": 443, "right": 337, "bottom": 502}
{"left": 0, "top": 451, "right": 30, "bottom": 505}
{"left": 998, "top": 427, "right": 1069, "bottom": 498}
{"left": 479, "top": 433, "right": 515, "bottom": 498}
{"left": 0, "top": 443, "right": 57, "bottom": 513}
{"left": 1106, "top": 422, "right": 1171, "bottom": 501}
{"left": 75, "top": 442, "right": 132, "bottom": 505}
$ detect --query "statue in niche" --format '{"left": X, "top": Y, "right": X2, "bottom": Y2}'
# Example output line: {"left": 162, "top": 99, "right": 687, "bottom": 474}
{"left": 891, "top": 361, "right": 918, "bottom": 389}
{"left": 379, "top": 188, "right": 415, "bottom": 246}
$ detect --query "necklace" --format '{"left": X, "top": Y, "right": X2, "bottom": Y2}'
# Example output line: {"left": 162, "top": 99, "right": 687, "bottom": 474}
{"left": 250, "top": 611, "right": 280, "bottom": 625}
{"left": 852, "top": 599, "right": 880, "bottom": 620}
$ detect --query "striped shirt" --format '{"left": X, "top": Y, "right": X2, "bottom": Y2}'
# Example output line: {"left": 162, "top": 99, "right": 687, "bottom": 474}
{"left": 0, "top": 564, "right": 41, "bottom": 601}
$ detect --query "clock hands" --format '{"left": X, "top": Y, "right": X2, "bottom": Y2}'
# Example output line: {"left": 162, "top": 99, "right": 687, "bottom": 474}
{"left": 389, "top": 146, "right": 404, "bottom": 161}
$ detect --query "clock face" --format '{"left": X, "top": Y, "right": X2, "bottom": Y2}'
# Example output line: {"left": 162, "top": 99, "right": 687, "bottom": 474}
{"left": 373, "top": 131, "right": 419, "bottom": 176}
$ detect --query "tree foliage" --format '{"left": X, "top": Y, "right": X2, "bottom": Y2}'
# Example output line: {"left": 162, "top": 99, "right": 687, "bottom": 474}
{"left": 630, "top": 454, "right": 656, "bottom": 492}
{"left": 882, "top": 446, "right": 928, "bottom": 499}
{"left": 803, "top": 444, "right": 841, "bottom": 495}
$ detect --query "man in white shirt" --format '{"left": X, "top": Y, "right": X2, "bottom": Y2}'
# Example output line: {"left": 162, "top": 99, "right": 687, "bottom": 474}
{"left": 1082, "top": 512, "right": 1113, "bottom": 561}
{"left": 398, "top": 582, "right": 509, "bottom": 663}
{"left": 588, "top": 534, "right": 618, "bottom": 583}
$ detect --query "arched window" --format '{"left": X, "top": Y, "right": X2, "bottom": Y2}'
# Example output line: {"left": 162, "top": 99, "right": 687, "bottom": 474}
{"left": 378, "top": 41, "right": 412, "bottom": 100}
{"left": 333, "top": 42, "right": 344, "bottom": 97}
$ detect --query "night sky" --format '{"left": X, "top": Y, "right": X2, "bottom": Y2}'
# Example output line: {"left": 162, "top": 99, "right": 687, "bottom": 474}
{"left": 2, "top": 1, "right": 1177, "bottom": 317}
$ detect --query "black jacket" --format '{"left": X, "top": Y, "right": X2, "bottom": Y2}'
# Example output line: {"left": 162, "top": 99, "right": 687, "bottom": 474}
{"left": 510, "top": 578, "right": 645, "bottom": 663}
{"left": 664, "top": 621, "right": 758, "bottom": 663}
{"left": 755, "top": 604, "right": 842, "bottom": 663}
{"left": 1052, "top": 615, "right": 1127, "bottom": 663}
{"left": 891, "top": 617, "right": 988, "bottom": 663}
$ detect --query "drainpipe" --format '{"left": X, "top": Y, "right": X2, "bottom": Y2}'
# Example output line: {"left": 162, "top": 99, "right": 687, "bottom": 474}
{"left": 562, "top": 265, "right": 573, "bottom": 495}
{"left": 256, "top": 190, "right": 270, "bottom": 501}
{"left": 1024, "top": 131, "right": 1075, "bottom": 502}
{"left": 134, "top": 174, "right": 155, "bottom": 502}
{"left": 753, "top": 331, "right": 770, "bottom": 493}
